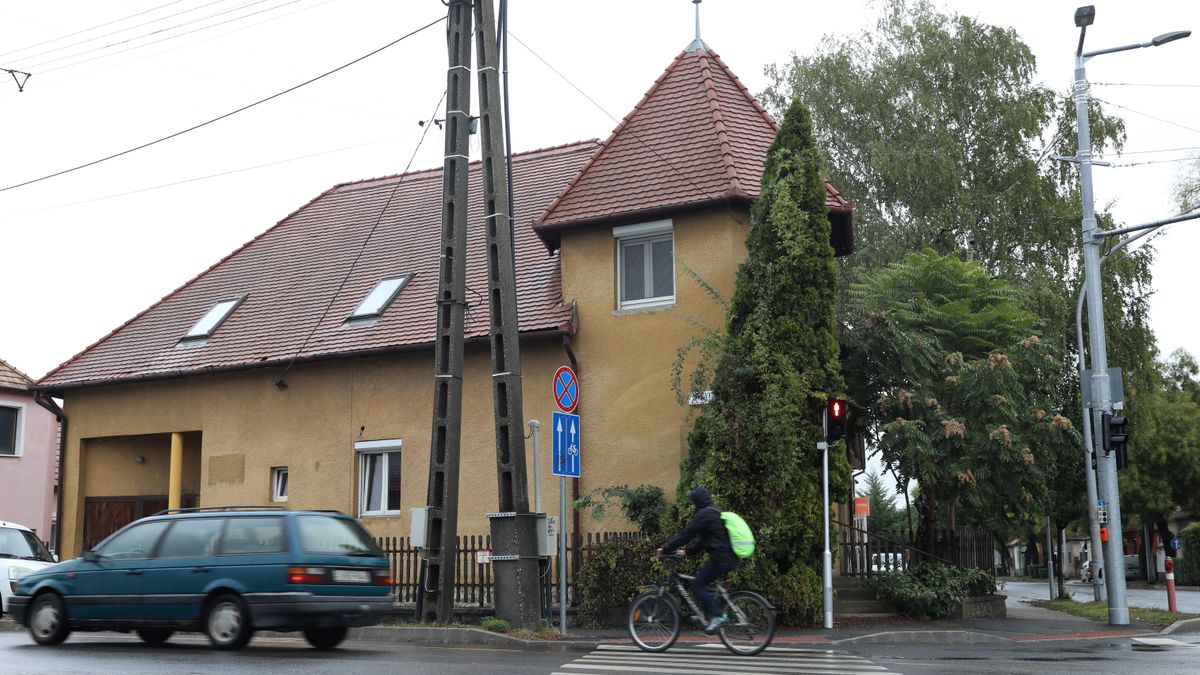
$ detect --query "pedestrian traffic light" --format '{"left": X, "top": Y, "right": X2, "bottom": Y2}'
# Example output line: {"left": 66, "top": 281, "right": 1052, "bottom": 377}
{"left": 1102, "top": 412, "right": 1128, "bottom": 470}
{"left": 827, "top": 399, "right": 848, "bottom": 441}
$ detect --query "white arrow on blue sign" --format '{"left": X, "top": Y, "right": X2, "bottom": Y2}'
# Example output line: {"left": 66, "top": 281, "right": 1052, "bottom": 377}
{"left": 552, "top": 411, "right": 581, "bottom": 478}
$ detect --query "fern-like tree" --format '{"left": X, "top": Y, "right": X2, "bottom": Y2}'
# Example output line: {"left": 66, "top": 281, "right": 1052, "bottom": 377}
{"left": 678, "top": 96, "right": 848, "bottom": 626}
{"left": 843, "top": 250, "right": 1083, "bottom": 559}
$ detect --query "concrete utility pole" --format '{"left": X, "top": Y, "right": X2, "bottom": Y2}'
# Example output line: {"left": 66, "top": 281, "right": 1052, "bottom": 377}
{"left": 473, "top": 0, "right": 540, "bottom": 627}
{"left": 420, "top": 0, "right": 473, "bottom": 624}
{"left": 1070, "top": 4, "right": 1190, "bottom": 626}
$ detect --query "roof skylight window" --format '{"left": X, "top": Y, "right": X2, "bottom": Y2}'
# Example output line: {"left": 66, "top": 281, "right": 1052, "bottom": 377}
{"left": 184, "top": 297, "right": 243, "bottom": 339}
{"left": 349, "top": 275, "right": 410, "bottom": 320}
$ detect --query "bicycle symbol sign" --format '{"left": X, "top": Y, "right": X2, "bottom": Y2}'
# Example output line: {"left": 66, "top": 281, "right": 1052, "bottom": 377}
{"left": 553, "top": 366, "right": 578, "bottom": 413}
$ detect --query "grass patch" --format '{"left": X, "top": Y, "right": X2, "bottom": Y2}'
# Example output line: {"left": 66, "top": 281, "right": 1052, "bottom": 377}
{"left": 1034, "top": 599, "right": 1199, "bottom": 626}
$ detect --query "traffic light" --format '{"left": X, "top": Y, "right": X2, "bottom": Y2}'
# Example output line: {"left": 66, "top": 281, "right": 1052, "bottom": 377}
{"left": 1102, "top": 412, "right": 1128, "bottom": 470}
{"left": 827, "top": 399, "right": 848, "bottom": 441}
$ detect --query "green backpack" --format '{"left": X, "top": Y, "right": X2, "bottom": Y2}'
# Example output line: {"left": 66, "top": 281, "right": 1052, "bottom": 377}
{"left": 720, "top": 511, "right": 756, "bottom": 558}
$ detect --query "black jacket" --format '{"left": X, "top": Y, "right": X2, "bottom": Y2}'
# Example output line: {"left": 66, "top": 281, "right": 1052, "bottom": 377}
{"left": 663, "top": 504, "right": 737, "bottom": 565}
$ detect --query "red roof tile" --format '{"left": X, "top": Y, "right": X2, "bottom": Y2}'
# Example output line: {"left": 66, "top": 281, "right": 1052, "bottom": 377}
{"left": 533, "top": 48, "right": 851, "bottom": 250}
{"left": 37, "top": 141, "right": 598, "bottom": 392}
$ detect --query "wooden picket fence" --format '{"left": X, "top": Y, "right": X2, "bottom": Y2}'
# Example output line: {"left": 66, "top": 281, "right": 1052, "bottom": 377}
{"left": 375, "top": 530, "right": 640, "bottom": 607}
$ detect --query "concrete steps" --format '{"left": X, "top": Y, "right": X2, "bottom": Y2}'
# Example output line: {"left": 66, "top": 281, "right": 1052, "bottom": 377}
{"left": 833, "top": 577, "right": 900, "bottom": 616}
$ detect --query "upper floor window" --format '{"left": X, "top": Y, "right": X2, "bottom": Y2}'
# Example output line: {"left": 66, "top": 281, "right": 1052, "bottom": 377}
{"left": 184, "top": 297, "right": 243, "bottom": 339}
{"left": 614, "top": 220, "right": 674, "bottom": 310}
{"left": 0, "top": 404, "right": 22, "bottom": 456}
{"left": 349, "top": 274, "right": 411, "bottom": 320}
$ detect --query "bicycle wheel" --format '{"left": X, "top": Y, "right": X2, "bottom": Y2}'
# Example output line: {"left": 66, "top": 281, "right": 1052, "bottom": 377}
{"left": 627, "top": 591, "right": 682, "bottom": 652}
{"left": 718, "top": 590, "right": 775, "bottom": 655}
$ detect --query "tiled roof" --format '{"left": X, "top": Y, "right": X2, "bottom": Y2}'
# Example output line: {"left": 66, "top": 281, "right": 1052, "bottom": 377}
{"left": 38, "top": 141, "right": 599, "bottom": 392}
{"left": 533, "top": 48, "right": 851, "bottom": 250}
{"left": 0, "top": 358, "right": 33, "bottom": 391}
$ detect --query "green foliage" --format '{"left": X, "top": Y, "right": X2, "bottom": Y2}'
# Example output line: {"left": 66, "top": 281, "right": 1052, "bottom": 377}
{"left": 573, "top": 484, "right": 669, "bottom": 537}
{"left": 872, "top": 562, "right": 996, "bottom": 619}
{"left": 481, "top": 617, "right": 509, "bottom": 633}
{"left": 575, "top": 537, "right": 658, "bottom": 628}
{"left": 1178, "top": 523, "right": 1200, "bottom": 586}
{"left": 859, "top": 469, "right": 909, "bottom": 541}
{"left": 677, "top": 96, "right": 848, "bottom": 626}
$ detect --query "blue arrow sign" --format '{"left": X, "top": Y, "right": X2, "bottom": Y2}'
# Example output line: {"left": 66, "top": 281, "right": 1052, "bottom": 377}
{"left": 552, "top": 411, "right": 581, "bottom": 478}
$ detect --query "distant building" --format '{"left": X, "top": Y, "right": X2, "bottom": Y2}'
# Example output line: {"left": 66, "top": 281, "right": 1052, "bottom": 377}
{"left": 0, "top": 358, "right": 60, "bottom": 548}
{"left": 37, "top": 44, "right": 853, "bottom": 558}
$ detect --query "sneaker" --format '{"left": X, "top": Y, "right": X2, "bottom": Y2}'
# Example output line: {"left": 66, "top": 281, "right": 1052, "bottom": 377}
{"left": 704, "top": 613, "right": 728, "bottom": 634}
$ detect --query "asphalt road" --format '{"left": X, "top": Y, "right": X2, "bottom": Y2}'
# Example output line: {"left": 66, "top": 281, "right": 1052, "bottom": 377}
{"left": 1002, "top": 579, "right": 1200, "bottom": 614}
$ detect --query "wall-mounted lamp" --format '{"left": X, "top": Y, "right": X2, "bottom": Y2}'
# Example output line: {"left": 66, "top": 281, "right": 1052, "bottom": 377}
{"left": 134, "top": 455, "right": 146, "bottom": 464}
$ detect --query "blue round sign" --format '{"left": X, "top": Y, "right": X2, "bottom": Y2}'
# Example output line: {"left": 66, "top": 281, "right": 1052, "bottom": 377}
{"left": 1171, "top": 537, "right": 1182, "bottom": 550}
{"left": 553, "top": 366, "right": 578, "bottom": 413}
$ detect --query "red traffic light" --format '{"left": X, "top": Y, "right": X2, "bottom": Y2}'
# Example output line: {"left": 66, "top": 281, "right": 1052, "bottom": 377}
{"left": 826, "top": 399, "right": 848, "bottom": 441}
{"left": 828, "top": 399, "right": 847, "bottom": 421}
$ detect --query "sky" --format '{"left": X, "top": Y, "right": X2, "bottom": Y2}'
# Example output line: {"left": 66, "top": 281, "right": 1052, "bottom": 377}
{"left": 1, "top": 0, "right": 1198, "bottom": 390}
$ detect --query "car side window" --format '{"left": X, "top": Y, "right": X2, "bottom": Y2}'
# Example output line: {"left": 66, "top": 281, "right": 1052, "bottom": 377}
{"left": 220, "top": 517, "right": 287, "bottom": 554}
{"left": 95, "top": 521, "right": 170, "bottom": 560}
{"left": 157, "top": 518, "right": 226, "bottom": 558}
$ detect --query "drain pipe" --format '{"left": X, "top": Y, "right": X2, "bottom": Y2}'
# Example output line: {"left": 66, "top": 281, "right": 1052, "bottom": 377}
{"left": 33, "top": 392, "right": 67, "bottom": 558}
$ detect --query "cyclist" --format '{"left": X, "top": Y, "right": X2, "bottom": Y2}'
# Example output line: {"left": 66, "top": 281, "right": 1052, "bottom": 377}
{"left": 658, "top": 486, "right": 738, "bottom": 633}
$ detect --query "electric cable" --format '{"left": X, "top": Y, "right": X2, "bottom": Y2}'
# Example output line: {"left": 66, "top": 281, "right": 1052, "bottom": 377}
{"left": 0, "top": 15, "right": 445, "bottom": 195}
{"left": 1092, "top": 97, "right": 1200, "bottom": 137}
{"left": 0, "top": 0, "right": 191, "bottom": 60}
{"left": 279, "top": 89, "right": 447, "bottom": 390}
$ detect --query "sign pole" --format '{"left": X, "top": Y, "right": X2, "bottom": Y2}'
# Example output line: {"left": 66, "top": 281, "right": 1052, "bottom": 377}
{"left": 821, "top": 404, "right": 832, "bottom": 630}
{"left": 559, "top": 475, "right": 567, "bottom": 634}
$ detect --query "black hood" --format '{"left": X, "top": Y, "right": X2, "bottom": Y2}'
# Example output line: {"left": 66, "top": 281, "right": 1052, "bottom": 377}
{"left": 688, "top": 487, "right": 713, "bottom": 509}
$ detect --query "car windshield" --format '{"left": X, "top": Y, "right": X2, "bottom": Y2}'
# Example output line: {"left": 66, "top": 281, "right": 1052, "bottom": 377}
{"left": 0, "top": 526, "right": 55, "bottom": 562}
{"left": 297, "top": 515, "right": 381, "bottom": 556}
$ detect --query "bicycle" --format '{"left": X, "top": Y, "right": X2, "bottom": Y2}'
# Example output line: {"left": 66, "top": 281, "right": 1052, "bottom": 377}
{"left": 627, "top": 554, "right": 775, "bottom": 655}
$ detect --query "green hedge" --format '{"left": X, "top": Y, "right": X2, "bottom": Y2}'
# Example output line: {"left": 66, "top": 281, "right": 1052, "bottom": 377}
{"left": 1178, "top": 523, "right": 1200, "bottom": 586}
{"left": 871, "top": 562, "right": 997, "bottom": 619}
{"left": 575, "top": 537, "right": 659, "bottom": 628}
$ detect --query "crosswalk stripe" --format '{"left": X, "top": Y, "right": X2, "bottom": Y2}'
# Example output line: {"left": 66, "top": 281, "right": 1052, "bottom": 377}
{"left": 560, "top": 646, "right": 896, "bottom": 675}
{"left": 582, "top": 652, "right": 886, "bottom": 668}
{"left": 576, "top": 654, "right": 887, "bottom": 673}
{"left": 560, "top": 665, "right": 887, "bottom": 675}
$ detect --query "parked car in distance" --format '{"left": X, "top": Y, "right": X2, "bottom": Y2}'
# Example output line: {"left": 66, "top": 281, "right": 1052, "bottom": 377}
{"left": 1124, "top": 553, "right": 1141, "bottom": 581}
{"left": 1, "top": 520, "right": 58, "bottom": 615}
{"left": 871, "top": 552, "right": 904, "bottom": 573}
{"left": 8, "top": 507, "right": 394, "bottom": 650}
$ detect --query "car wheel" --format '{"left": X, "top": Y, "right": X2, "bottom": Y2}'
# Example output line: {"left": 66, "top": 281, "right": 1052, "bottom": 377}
{"left": 29, "top": 593, "right": 71, "bottom": 646}
{"left": 303, "top": 626, "right": 348, "bottom": 650}
{"left": 136, "top": 628, "right": 174, "bottom": 645}
{"left": 204, "top": 593, "right": 253, "bottom": 650}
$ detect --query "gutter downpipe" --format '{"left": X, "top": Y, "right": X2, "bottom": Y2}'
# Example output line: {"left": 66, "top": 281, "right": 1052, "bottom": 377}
{"left": 33, "top": 392, "right": 67, "bottom": 557}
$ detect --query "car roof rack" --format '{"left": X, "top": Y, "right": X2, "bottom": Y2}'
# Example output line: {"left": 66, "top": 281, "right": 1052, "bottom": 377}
{"left": 151, "top": 505, "right": 289, "bottom": 516}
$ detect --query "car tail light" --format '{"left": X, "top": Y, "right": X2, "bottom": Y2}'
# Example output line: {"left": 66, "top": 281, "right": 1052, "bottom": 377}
{"left": 287, "top": 567, "right": 327, "bottom": 584}
{"left": 374, "top": 569, "right": 392, "bottom": 586}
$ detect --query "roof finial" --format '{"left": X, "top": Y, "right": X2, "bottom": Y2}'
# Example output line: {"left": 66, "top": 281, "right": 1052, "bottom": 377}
{"left": 686, "top": 0, "right": 710, "bottom": 52}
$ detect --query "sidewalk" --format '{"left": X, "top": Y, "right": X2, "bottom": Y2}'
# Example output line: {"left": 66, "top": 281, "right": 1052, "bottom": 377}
{"left": 4, "top": 601, "right": 1198, "bottom": 651}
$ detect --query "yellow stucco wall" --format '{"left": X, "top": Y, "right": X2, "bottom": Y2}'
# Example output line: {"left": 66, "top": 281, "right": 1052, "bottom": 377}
{"left": 57, "top": 206, "right": 750, "bottom": 558}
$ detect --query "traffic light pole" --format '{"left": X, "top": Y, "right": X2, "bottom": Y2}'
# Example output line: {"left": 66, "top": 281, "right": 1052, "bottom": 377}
{"left": 819, "top": 403, "right": 832, "bottom": 630}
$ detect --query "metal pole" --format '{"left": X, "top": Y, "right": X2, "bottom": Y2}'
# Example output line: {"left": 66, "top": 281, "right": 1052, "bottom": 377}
{"left": 1046, "top": 516, "right": 1056, "bottom": 600}
{"left": 559, "top": 475, "right": 567, "bottom": 634}
{"left": 1076, "top": 285, "right": 1106, "bottom": 601}
{"left": 821, "top": 437, "right": 832, "bottom": 630}
{"left": 530, "top": 420, "right": 541, "bottom": 512}
{"left": 1075, "top": 51, "right": 1129, "bottom": 625}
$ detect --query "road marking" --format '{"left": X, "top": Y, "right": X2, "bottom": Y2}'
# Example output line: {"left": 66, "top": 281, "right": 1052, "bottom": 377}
{"left": 1132, "top": 637, "right": 1200, "bottom": 648}
{"left": 557, "top": 645, "right": 896, "bottom": 674}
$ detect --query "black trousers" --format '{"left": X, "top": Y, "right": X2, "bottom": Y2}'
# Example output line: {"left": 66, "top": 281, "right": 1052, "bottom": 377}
{"left": 692, "top": 557, "right": 738, "bottom": 619}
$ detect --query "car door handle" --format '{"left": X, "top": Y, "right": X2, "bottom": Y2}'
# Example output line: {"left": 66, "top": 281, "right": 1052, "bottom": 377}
{"left": 126, "top": 569, "right": 142, "bottom": 576}
{"left": 192, "top": 566, "right": 210, "bottom": 574}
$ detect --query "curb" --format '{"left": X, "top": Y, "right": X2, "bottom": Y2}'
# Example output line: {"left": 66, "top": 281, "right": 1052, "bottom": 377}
{"left": 0, "top": 618, "right": 17, "bottom": 632}
{"left": 833, "top": 629, "right": 1011, "bottom": 645}
{"left": 350, "top": 625, "right": 600, "bottom": 652}
{"left": 1160, "top": 617, "right": 1200, "bottom": 635}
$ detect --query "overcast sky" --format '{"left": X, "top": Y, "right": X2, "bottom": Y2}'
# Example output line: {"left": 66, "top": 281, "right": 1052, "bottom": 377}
{"left": 2, "top": 0, "right": 1197, "bottom": 386}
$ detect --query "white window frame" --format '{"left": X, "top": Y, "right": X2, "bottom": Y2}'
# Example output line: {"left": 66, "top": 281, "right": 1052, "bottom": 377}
{"left": 355, "top": 439, "right": 402, "bottom": 517}
{"left": 184, "top": 296, "right": 244, "bottom": 340}
{"left": 0, "top": 401, "right": 26, "bottom": 457}
{"left": 613, "top": 219, "right": 675, "bottom": 310}
{"left": 270, "top": 466, "right": 288, "bottom": 502}
{"left": 348, "top": 274, "right": 412, "bottom": 320}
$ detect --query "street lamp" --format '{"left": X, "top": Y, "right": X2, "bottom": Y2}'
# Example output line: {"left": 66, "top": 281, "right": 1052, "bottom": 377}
{"left": 1072, "top": 5, "right": 1190, "bottom": 626}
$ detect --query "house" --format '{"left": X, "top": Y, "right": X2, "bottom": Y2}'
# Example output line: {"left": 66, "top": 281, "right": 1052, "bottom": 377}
{"left": 0, "top": 358, "right": 60, "bottom": 548}
{"left": 37, "top": 43, "right": 853, "bottom": 558}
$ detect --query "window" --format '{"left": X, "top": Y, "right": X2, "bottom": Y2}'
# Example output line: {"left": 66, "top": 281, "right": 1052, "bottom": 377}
{"left": 184, "top": 297, "right": 243, "bottom": 339}
{"left": 614, "top": 220, "right": 674, "bottom": 310}
{"left": 271, "top": 466, "right": 289, "bottom": 502}
{"left": 0, "top": 404, "right": 20, "bottom": 456}
{"left": 95, "top": 520, "right": 169, "bottom": 560}
{"left": 356, "top": 439, "right": 401, "bottom": 516}
{"left": 349, "top": 274, "right": 411, "bottom": 320}
{"left": 220, "top": 517, "right": 287, "bottom": 554}
{"left": 158, "top": 518, "right": 224, "bottom": 558}
{"left": 297, "top": 514, "right": 379, "bottom": 555}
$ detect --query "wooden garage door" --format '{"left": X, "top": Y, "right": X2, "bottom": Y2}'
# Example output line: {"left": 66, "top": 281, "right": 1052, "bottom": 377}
{"left": 82, "top": 495, "right": 196, "bottom": 550}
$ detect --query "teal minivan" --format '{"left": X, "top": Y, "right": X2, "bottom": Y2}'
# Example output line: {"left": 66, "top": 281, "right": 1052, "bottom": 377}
{"left": 8, "top": 507, "right": 394, "bottom": 650}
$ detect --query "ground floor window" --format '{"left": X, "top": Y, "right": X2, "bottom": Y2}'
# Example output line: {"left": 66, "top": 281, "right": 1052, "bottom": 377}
{"left": 271, "top": 466, "right": 288, "bottom": 502}
{"left": 355, "top": 439, "right": 401, "bottom": 516}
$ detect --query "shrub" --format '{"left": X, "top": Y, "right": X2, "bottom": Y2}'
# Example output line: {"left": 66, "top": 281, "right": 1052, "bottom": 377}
{"left": 872, "top": 563, "right": 996, "bottom": 619}
{"left": 575, "top": 537, "right": 658, "bottom": 627}
{"left": 481, "top": 617, "right": 510, "bottom": 633}
{"left": 1178, "top": 523, "right": 1200, "bottom": 585}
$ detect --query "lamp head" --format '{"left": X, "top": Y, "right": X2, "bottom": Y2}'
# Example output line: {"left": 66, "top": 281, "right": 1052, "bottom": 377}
{"left": 1075, "top": 6, "right": 1096, "bottom": 28}
{"left": 1151, "top": 30, "right": 1191, "bottom": 46}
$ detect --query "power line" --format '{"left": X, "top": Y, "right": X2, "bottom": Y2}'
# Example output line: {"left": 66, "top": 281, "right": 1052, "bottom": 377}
{"left": 277, "top": 89, "right": 447, "bottom": 389}
{"left": 1093, "top": 97, "right": 1200, "bottom": 137}
{"left": 0, "top": 15, "right": 445, "bottom": 195}
{"left": 1110, "top": 156, "right": 1198, "bottom": 168}
{"left": 0, "top": 0, "right": 190, "bottom": 60}
{"left": 1116, "top": 145, "right": 1200, "bottom": 156}
{"left": 1092, "top": 81, "right": 1200, "bottom": 88}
